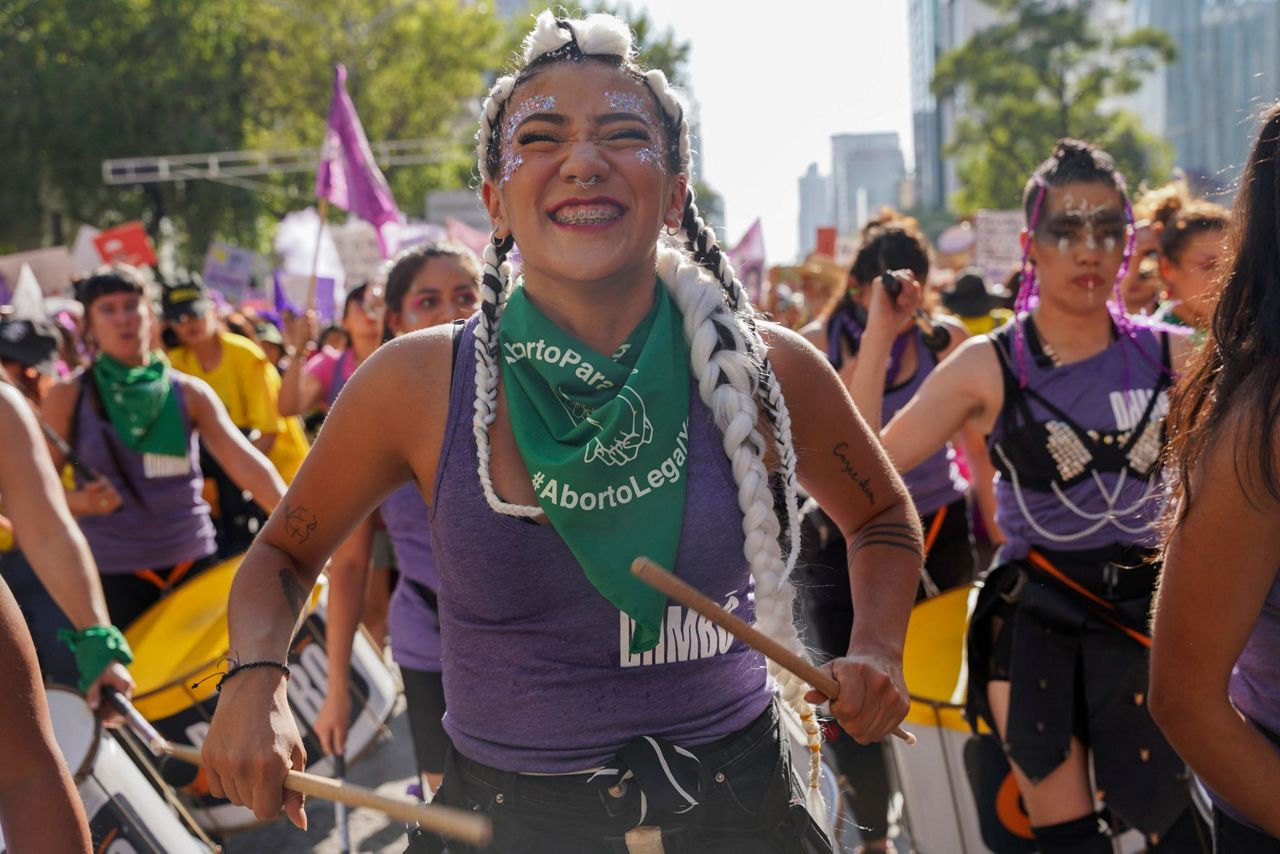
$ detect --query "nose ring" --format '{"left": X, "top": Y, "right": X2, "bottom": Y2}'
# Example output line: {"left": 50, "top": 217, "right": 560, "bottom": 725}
{"left": 573, "top": 176, "right": 600, "bottom": 189}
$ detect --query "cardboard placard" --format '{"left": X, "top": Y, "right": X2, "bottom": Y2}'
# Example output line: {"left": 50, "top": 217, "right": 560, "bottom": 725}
{"left": 201, "top": 243, "right": 257, "bottom": 304}
{"left": 974, "top": 210, "right": 1024, "bottom": 285}
{"left": 0, "top": 246, "right": 74, "bottom": 296}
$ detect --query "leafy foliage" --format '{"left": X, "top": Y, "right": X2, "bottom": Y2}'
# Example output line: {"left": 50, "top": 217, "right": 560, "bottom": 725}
{"left": 932, "top": 0, "right": 1177, "bottom": 212}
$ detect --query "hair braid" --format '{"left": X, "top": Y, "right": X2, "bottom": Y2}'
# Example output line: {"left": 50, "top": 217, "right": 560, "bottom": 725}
{"left": 657, "top": 247, "right": 823, "bottom": 805}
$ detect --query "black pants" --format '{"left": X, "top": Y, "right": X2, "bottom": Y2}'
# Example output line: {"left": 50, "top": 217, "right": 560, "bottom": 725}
{"left": 795, "top": 498, "right": 974, "bottom": 839}
{"left": 98, "top": 554, "right": 219, "bottom": 629}
{"left": 402, "top": 666, "right": 449, "bottom": 776}
{"left": 1214, "top": 808, "right": 1280, "bottom": 852}
{"left": 408, "top": 701, "right": 830, "bottom": 853}
{"left": 0, "top": 549, "right": 78, "bottom": 686}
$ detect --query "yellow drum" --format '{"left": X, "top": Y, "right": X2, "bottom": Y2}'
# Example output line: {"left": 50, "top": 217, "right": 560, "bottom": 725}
{"left": 125, "top": 554, "right": 398, "bottom": 833}
{"left": 889, "top": 585, "right": 1035, "bottom": 853}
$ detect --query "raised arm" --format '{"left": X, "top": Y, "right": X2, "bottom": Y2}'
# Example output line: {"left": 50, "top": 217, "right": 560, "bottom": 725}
{"left": 766, "top": 325, "right": 918, "bottom": 744}
{"left": 1150, "top": 416, "right": 1280, "bottom": 837}
{"left": 200, "top": 328, "right": 452, "bottom": 825}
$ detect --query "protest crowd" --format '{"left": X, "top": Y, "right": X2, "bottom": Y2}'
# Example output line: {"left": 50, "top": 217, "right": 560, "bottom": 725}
{"left": 2, "top": 6, "right": 1280, "bottom": 854}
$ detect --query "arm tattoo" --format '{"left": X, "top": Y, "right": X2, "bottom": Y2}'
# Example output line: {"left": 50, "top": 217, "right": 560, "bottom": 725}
{"left": 849, "top": 521, "right": 923, "bottom": 561}
{"left": 278, "top": 567, "right": 310, "bottom": 615}
{"left": 832, "top": 442, "right": 875, "bottom": 505}
{"left": 283, "top": 502, "right": 318, "bottom": 544}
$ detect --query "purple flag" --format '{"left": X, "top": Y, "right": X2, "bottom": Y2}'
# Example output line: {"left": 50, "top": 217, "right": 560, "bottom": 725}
{"left": 275, "top": 271, "right": 339, "bottom": 321}
{"left": 726, "top": 218, "right": 766, "bottom": 307}
{"left": 315, "top": 64, "right": 403, "bottom": 258}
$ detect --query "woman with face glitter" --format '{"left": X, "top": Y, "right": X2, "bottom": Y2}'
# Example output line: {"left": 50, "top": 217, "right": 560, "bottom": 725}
{"left": 198, "top": 12, "right": 921, "bottom": 852}
{"left": 848, "top": 140, "right": 1208, "bottom": 852}
{"left": 1151, "top": 105, "right": 1280, "bottom": 851}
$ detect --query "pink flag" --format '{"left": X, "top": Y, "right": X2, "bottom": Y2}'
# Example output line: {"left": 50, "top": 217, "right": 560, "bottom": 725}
{"left": 727, "top": 218, "right": 766, "bottom": 306}
{"left": 315, "top": 64, "right": 403, "bottom": 258}
{"left": 445, "top": 218, "right": 492, "bottom": 258}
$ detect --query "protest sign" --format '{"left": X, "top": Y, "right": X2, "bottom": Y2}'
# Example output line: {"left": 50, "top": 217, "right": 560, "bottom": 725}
{"left": 974, "top": 210, "right": 1024, "bottom": 285}
{"left": 201, "top": 242, "right": 257, "bottom": 304}
{"left": 94, "top": 221, "right": 157, "bottom": 267}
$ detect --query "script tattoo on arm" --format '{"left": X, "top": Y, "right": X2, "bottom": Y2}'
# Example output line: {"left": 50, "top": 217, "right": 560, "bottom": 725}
{"left": 283, "top": 503, "right": 318, "bottom": 545}
{"left": 848, "top": 521, "right": 923, "bottom": 560}
{"left": 832, "top": 442, "right": 876, "bottom": 506}
{"left": 279, "top": 567, "right": 310, "bottom": 615}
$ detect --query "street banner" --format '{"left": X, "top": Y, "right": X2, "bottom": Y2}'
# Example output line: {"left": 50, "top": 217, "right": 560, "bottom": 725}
{"left": 974, "top": 210, "right": 1024, "bottom": 286}
{"left": 315, "top": 64, "right": 403, "bottom": 258}
{"left": 201, "top": 242, "right": 257, "bottom": 304}
{"left": 94, "top": 221, "right": 157, "bottom": 268}
{"left": 274, "top": 271, "right": 339, "bottom": 321}
{"left": 0, "top": 246, "right": 74, "bottom": 295}
{"left": 726, "top": 218, "right": 766, "bottom": 306}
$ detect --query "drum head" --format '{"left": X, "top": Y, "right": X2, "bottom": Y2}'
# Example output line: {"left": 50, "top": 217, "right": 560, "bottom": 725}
{"left": 44, "top": 685, "right": 101, "bottom": 781}
{"left": 903, "top": 584, "right": 979, "bottom": 708}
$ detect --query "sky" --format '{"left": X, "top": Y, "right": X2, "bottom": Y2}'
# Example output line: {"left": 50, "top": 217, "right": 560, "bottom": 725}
{"left": 630, "top": 1, "right": 915, "bottom": 263}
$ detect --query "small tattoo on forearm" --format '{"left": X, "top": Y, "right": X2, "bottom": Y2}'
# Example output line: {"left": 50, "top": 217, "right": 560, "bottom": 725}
{"left": 279, "top": 567, "right": 310, "bottom": 615}
{"left": 833, "top": 442, "right": 876, "bottom": 505}
{"left": 283, "top": 503, "right": 317, "bottom": 544}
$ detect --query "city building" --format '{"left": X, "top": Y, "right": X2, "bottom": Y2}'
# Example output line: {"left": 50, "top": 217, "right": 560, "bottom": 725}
{"left": 830, "top": 133, "right": 907, "bottom": 236}
{"left": 797, "top": 163, "right": 832, "bottom": 259}
{"left": 1136, "top": 0, "right": 1280, "bottom": 193}
{"left": 907, "top": 0, "right": 946, "bottom": 211}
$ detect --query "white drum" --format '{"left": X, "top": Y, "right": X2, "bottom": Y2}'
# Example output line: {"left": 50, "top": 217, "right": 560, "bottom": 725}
{"left": 0, "top": 686, "right": 211, "bottom": 854}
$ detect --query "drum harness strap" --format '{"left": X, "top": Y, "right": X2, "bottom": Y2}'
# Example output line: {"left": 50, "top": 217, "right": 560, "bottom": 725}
{"left": 1024, "top": 549, "right": 1151, "bottom": 649}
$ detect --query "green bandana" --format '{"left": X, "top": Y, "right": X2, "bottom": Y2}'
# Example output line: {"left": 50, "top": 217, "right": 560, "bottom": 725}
{"left": 91, "top": 353, "right": 188, "bottom": 458}
{"left": 499, "top": 281, "right": 691, "bottom": 653}
{"left": 57, "top": 624, "right": 135, "bottom": 692}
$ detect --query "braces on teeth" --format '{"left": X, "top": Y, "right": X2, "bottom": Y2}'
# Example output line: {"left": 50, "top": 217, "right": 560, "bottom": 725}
{"left": 557, "top": 209, "right": 620, "bottom": 224}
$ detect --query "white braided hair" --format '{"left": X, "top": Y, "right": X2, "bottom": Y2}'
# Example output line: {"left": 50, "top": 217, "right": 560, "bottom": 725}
{"left": 471, "top": 10, "right": 822, "bottom": 801}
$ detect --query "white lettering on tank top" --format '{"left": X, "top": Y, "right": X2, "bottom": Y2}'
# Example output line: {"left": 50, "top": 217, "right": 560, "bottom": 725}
{"left": 142, "top": 453, "right": 192, "bottom": 479}
{"left": 618, "top": 591, "right": 740, "bottom": 667}
{"left": 1108, "top": 389, "right": 1169, "bottom": 433}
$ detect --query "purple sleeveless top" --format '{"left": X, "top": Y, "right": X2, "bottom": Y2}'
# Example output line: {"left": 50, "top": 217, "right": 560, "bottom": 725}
{"left": 988, "top": 319, "right": 1174, "bottom": 559}
{"left": 380, "top": 482, "right": 442, "bottom": 672}
{"left": 1210, "top": 569, "right": 1280, "bottom": 824}
{"left": 74, "top": 371, "right": 216, "bottom": 575}
{"left": 428, "top": 315, "right": 770, "bottom": 772}
{"left": 884, "top": 332, "right": 968, "bottom": 516}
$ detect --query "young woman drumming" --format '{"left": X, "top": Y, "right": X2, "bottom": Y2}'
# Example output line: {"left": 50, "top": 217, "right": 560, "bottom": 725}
{"left": 199, "top": 12, "right": 920, "bottom": 852}
{"left": 1151, "top": 104, "right": 1280, "bottom": 851}
{"left": 313, "top": 242, "right": 480, "bottom": 797}
{"left": 41, "top": 267, "right": 285, "bottom": 629}
{"left": 849, "top": 140, "right": 1207, "bottom": 852}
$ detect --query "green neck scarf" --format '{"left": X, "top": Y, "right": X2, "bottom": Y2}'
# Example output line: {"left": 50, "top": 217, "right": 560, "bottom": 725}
{"left": 91, "top": 353, "right": 187, "bottom": 458}
{"left": 499, "top": 280, "right": 691, "bottom": 653}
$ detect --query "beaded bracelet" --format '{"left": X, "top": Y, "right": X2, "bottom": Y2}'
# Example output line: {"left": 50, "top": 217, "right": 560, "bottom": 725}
{"left": 211, "top": 660, "right": 291, "bottom": 693}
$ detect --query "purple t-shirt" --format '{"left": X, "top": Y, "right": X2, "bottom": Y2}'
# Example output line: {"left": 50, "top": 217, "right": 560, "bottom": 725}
{"left": 380, "top": 482, "right": 442, "bottom": 673}
{"left": 427, "top": 315, "right": 770, "bottom": 772}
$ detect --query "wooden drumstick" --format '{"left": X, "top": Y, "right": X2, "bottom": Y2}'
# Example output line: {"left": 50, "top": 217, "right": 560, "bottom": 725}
{"left": 631, "top": 557, "right": 917, "bottom": 745}
{"left": 162, "top": 743, "right": 491, "bottom": 845}
{"left": 103, "top": 688, "right": 490, "bottom": 844}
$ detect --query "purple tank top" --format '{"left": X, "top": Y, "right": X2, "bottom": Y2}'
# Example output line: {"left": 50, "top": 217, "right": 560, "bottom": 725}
{"left": 428, "top": 315, "right": 770, "bottom": 772}
{"left": 74, "top": 371, "right": 216, "bottom": 575}
{"left": 988, "top": 321, "right": 1172, "bottom": 559}
{"left": 884, "top": 332, "right": 968, "bottom": 516}
{"left": 380, "top": 482, "right": 442, "bottom": 672}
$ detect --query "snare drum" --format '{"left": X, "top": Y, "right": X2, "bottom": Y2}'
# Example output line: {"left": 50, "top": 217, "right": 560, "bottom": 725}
{"left": 888, "top": 584, "right": 1035, "bottom": 854}
{"left": 123, "top": 553, "right": 399, "bottom": 833}
{"left": 0, "top": 687, "right": 212, "bottom": 854}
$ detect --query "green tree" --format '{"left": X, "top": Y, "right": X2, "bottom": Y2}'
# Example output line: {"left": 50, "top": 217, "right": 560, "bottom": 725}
{"left": 932, "top": 0, "right": 1177, "bottom": 213}
{"left": 0, "top": 1, "right": 513, "bottom": 263}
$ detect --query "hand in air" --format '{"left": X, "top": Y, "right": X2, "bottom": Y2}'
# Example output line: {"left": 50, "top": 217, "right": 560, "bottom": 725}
{"left": 87, "top": 662, "right": 134, "bottom": 727}
{"left": 202, "top": 671, "right": 308, "bottom": 828}
{"left": 866, "top": 269, "right": 922, "bottom": 335}
{"left": 282, "top": 310, "right": 319, "bottom": 356}
{"left": 805, "top": 651, "right": 909, "bottom": 745}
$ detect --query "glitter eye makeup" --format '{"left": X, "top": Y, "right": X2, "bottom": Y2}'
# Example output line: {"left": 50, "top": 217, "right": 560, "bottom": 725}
{"left": 605, "top": 90, "right": 666, "bottom": 173}
{"left": 499, "top": 95, "right": 557, "bottom": 186}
